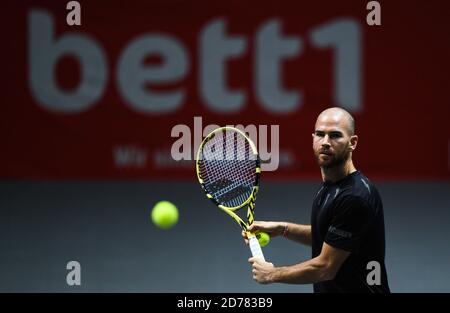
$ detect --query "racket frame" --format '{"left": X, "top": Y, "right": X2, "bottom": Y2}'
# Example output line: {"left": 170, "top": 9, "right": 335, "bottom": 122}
{"left": 195, "top": 126, "right": 264, "bottom": 259}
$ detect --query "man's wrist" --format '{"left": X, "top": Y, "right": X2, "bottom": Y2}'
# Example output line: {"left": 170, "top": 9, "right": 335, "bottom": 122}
{"left": 268, "top": 267, "right": 280, "bottom": 283}
{"left": 269, "top": 266, "right": 287, "bottom": 284}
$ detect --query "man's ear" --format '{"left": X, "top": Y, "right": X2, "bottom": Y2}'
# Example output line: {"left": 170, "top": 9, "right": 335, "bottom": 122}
{"left": 350, "top": 135, "right": 358, "bottom": 151}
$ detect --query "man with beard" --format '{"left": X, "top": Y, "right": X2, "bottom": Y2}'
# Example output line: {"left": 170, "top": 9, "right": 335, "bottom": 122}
{"left": 243, "top": 107, "right": 390, "bottom": 293}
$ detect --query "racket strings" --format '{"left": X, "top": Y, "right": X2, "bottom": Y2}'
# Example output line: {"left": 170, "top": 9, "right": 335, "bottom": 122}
{"left": 200, "top": 130, "right": 257, "bottom": 208}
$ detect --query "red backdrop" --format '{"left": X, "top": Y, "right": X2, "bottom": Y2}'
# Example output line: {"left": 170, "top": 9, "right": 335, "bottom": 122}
{"left": 1, "top": 0, "right": 449, "bottom": 180}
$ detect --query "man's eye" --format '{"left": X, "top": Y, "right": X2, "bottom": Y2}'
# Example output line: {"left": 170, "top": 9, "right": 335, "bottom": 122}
{"left": 330, "top": 133, "right": 342, "bottom": 139}
{"left": 315, "top": 132, "right": 324, "bottom": 137}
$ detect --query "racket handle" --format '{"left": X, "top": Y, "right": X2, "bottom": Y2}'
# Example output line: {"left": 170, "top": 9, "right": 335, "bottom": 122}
{"left": 248, "top": 236, "right": 265, "bottom": 261}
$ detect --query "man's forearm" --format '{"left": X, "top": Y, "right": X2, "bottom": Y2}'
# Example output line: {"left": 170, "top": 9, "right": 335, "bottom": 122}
{"left": 269, "top": 257, "right": 331, "bottom": 285}
{"left": 284, "top": 223, "right": 312, "bottom": 246}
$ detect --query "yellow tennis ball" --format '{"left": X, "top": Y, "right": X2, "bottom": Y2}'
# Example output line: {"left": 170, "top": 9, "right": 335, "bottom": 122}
{"left": 151, "top": 201, "right": 179, "bottom": 229}
{"left": 256, "top": 232, "right": 270, "bottom": 247}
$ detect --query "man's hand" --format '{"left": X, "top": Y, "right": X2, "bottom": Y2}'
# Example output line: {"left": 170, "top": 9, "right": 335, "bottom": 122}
{"left": 242, "top": 221, "right": 286, "bottom": 244}
{"left": 248, "top": 257, "right": 276, "bottom": 284}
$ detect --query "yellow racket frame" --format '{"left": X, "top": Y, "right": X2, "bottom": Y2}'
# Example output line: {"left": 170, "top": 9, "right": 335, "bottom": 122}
{"left": 195, "top": 126, "right": 261, "bottom": 239}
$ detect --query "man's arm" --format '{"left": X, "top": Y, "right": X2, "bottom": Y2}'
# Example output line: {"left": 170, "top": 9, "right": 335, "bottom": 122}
{"left": 245, "top": 221, "right": 312, "bottom": 246}
{"left": 283, "top": 223, "right": 312, "bottom": 246}
{"left": 250, "top": 243, "right": 350, "bottom": 284}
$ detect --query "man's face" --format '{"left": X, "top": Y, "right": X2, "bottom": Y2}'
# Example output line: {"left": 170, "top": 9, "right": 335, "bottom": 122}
{"left": 312, "top": 114, "right": 355, "bottom": 169}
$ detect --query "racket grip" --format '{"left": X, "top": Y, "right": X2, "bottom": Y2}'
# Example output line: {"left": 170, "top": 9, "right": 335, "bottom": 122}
{"left": 248, "top": 236, "right": 265, "bottom": 261}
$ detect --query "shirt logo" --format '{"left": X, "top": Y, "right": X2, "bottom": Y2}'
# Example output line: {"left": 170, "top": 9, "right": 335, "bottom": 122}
{"left": 328, "top": 226, "right": 353, "bottom": 238}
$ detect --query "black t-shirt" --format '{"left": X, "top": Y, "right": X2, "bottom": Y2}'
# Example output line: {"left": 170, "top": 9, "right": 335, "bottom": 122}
{"left": 311, "top": 171, "right": 390, "bottom": 293}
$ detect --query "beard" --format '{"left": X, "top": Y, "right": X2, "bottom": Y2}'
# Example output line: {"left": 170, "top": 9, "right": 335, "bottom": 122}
{"left": 315, "top": 148, "right": 351, "bottom": 169}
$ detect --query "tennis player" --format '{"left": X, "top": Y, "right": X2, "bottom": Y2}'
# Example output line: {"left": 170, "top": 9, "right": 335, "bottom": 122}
{"left": 243, "top": 107, "right": 390, "bottom": 293}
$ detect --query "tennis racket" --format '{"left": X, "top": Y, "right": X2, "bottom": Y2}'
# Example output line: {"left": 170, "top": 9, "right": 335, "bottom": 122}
{"left": 195, "top": 126, "right": 265, "bottom": 261}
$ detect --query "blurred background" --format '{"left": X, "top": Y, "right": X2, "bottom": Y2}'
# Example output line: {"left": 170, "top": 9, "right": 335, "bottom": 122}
{"left": 1, "top": 0, "right": 449, "bottom": 292}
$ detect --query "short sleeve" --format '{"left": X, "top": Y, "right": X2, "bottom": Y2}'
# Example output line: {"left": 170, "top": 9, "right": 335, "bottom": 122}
{"left": 325, "top": 195, "right": 374, "bottom": 252}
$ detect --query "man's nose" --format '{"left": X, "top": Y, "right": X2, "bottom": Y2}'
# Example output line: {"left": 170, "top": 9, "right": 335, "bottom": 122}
{"left": 321, "top": 135, "right": 331, "bottom": 147}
